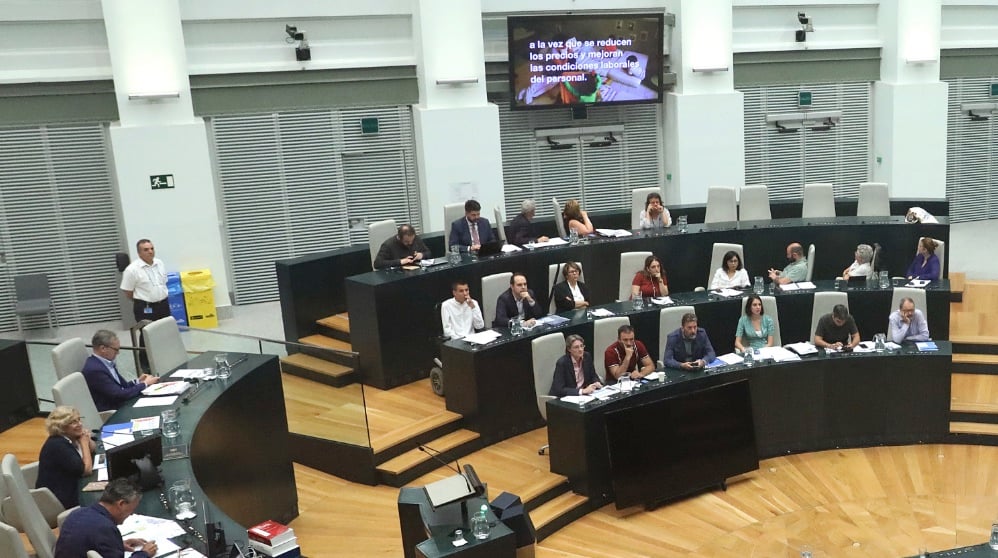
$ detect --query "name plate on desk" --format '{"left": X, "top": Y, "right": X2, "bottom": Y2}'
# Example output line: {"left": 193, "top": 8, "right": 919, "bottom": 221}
{"left": 163, "top": 444, "right": 189, "bottom": 461}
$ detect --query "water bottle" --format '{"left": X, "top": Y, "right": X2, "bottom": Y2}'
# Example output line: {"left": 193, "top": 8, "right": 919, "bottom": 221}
{"left": 742, "top": 349, "right": 754, "bottom": 367}
{"left": 471, "top": 504, "right": 491, "bottom": 540}
{"left": 569, "top": 228, "right": 579, "bottom": 245}
{"left": 585, "top": 308, "right": 594, "bottom": 321}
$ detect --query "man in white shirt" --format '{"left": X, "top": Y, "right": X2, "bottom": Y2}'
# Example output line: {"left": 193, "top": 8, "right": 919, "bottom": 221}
{"left": 440, "top": 280, "right": 484, "bottom": 339}
{"left": 120, "top": 239, "right": 170, "bottom": 323}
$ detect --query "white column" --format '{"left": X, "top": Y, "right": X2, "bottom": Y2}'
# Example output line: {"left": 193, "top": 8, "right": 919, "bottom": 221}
{"left": 664, "top": 0, "right": 744, "bottom": 206}
{"left": 872, "top": 0, "right": 947, "bottom": 198}
{"left": 101, "top": 0, "right": 231, "bottom": 315}
{"left": 412, "top": 0, "right": 504, "bottom": 233}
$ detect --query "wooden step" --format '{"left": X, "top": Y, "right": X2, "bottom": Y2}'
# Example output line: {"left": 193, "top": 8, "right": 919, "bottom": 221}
{"left": 376, "top": 429, "right": 481, "bottom": 486}
{"left": 951, "top": 373, "right": 998, "bottom": 414}
{"left": 950, "top": 421, "right": 998, "bottom": 435}
{"left": 371, "top": 410, "right": 463, "bottom": 455}
{"left": 298, "top": 334, "right": 353, "bottom": 353}
{"left": 281, "top": 353, "right": 356, "bottom": 388}
{"left": 317, "top": 313, "right": 350, "bottom": 334}
{"left": 951, "top": 272, "right": 966, "bottom": 294}
{"left": 529, "top": 491, "right": 590, "bottom": 541}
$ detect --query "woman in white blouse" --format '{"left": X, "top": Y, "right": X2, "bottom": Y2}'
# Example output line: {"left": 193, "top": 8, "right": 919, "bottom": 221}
{"left": 709, "top": 250, "right": 750, "bottom": 290}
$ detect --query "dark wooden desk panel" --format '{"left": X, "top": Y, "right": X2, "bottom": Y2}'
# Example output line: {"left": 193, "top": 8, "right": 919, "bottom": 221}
{"left": 0, "top": 339, "right": 37, "bottom": 433}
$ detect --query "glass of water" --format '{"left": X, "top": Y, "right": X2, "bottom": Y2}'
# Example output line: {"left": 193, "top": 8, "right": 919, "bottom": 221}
{"left": 677, "top": 215, "right": 688, "bottom": 233}
{"left": 879, "top": 270, "right": 890, "bottom": 289}
{"left": 214, "top": 353, "right": 231, "bottom": 379}
{"left": 753, "top": 276, "right": 764, "bottom": 294}
{"left": 169, "top": 479, "right": 197, "bottom": 520}
{"left": 161, "top": 408, "right": 180, "bottom": 439}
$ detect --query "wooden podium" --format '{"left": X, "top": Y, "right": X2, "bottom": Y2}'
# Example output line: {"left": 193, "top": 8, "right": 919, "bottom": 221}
{"left": 398, "top": 487, "right": 517, "bottom": 558}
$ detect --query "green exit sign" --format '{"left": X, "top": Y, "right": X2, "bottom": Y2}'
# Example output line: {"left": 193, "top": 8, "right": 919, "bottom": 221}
{"left": 798, "top": 91, "right": 813, "bottom": 108}
{"left": 361, "top": 117, "right": 379, "bottom": 134}
{"left": 991, "top": 83, "right": 998, "bottom": 97}
{"left": 150, "top": 174, "right": 174, "bottom": 190}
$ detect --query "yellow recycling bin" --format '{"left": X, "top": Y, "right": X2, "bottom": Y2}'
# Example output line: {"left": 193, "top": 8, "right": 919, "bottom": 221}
{"left": 180, "top": 269, "right": 218, "bottom": 328}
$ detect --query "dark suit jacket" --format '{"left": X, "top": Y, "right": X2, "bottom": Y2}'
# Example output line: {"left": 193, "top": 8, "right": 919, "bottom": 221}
{"left": 81, "top": 355, "right": 145, "bottom": 412}
{"left": 373, "top": 235, "right": 431, "bottom": 269}
{"left": 55, "top": 502, "right": 152, "bottom": 558}
{"left": 508, "top": 213, "right": 537, "bottom": 245}
{"left": 551, "top": 280, "right": 591, "bottom": 313}
{"left": 663, "top": 328, "right": 717, "bottom": 369}
{"left": 448, "top": 217, "right": 494, "bottom": 250}
{"left": 493, "top": 288, "right": 546, "bottom": 328}
{"left": 549, "top": 352, "right": 600, "bottom": 397}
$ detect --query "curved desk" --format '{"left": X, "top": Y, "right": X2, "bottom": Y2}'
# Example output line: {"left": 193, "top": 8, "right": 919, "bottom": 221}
{"left": 347, "top": 216, "right": 948, "bottom": 388}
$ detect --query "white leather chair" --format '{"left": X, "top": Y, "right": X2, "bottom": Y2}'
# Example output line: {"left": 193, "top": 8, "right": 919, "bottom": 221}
{"left": 367, "top": 219, "right": 397, "bottom": 269}
{"left": 493, "top": 207, "right": 507, "bottom": 243}
{"left": 88, "top": 552, "right": 104, "bottom": 558}
{"left": 810, "top": 292, "right": 849, "bottom": 343}
{"left": 1, "top": 454, "right": 55, "bottom": 558}
{"left": 532, "top": 332, "right": 564, "bottom": 455}
{"left": 857, "top": 182, "right": 890, "bottom": 217}
{"left": 481, "top": 272, "right": 513, "bottom": 328}
{"left": 618, "top": 251, "right": 653, "bottom": 301}
{"left": 547, "top": 263, "right": 585, "bottom": 314}
{"left": 658, "top": 306, "right": 696, "bottom": 361}
{"left": 444, "top": 202, "right": 465, "bottom": 237}
{"left": 592, "top": 317, "right": 630, "bottom": 383}
{"left": 552, "top": 197, "right": 566, "bottom": 238}
{"left": 0, "top": 521, "right": 29, "bottom": 558}
{"left": 143, "top": 316, "right": 188, "bottom": 375}
{"left": 704, "top": 186, "right": 738, "bottom": 224}
{"left": 52, "top": 373, "right": 112, "bottom": 433}
{"left": 0, "top": 460, "right": 75, "bottom": 531}
{"left": 704, "top": 243, "right": 746, "bottom": 290}
{"left": 739, "top": 185, "right": 771, "bottom": 221}
{"left": 890, "top": 287, "right": 928, "bottom": 321}
{"left": 51, "top": 338, "right": 87, "bottom": 381}
{"left": 630, "top": 187, "right": 661, "bottom": 230}
{"left": 760, "top": 295, "right": 783, "bottom": 346}
{"left": 802, "top": 183, "right": 836, "bottom": 218}
{"left": 806, "top": 244, "right": 816, "bottom": 282}
{"left": 920, "top": 237, "right": 946, "bottom": 277}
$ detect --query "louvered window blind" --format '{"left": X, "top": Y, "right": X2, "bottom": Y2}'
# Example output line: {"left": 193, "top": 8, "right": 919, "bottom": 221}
{"left": 208, "top": 106, "right": 420, "bottom": 304}
{"left": 0, "top": 123, "right": 124, "bottom": 331}
{"left": 944, "top": 76, "right": 998, "bottom": 223}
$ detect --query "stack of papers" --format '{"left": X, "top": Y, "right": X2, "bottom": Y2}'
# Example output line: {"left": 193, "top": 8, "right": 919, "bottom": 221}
{"left": 537, "top": 315, "right": 569, "bottom": 326}
{"left": 561, "top": 395, "right": 595, "bottom": 405}
{"left": 118, "top": 513, "right": 188, "bottom": 557}
{"left": 525, "top": 237, "right": 568, "bottom": 248}
{"left": 711, "top": 288, "right": 744, "bottom": 298}
{"left": 757, "top": 346, "right": 801, "bottom": 362}
{"left": 779, "top": 282, "right": 816, "bottom": 291}
{"left": 500, "top": 244, "right": 522, "bottom": 253}
{"left": 784, "top": 342, "right": 818, "bottom": 356}
{"left": 591, "top": 385, "right": 621, "bottom": 400}
{"left": 142, "top": 381, "right": 191, "bottom": 397}
{"left": 170, "top": 368, "right": 215, "bottom": 381}
{"left": 463, "top": 330, "right": 502, "bottom": 345}
{"left": 649, "top": 296, "right": 674, "bottom": 306}
{"left": 590, "top": 308, "right": 616, "bottom": 317}
{"left": 595, "top": 228, "right": 633, "bottom": 238}
{"left": 716, "top": 353, "right": 744, "bottom": 365}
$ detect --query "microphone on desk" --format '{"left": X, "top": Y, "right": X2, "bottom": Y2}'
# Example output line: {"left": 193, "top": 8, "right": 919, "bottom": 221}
{"left": 418, "top": 444, "right": 463, "bottom": 477}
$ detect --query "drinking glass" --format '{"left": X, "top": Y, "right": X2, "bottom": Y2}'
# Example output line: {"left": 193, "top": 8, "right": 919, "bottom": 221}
{"left": 569, "top": 228, "right": 579, "bottom": 245}
{"left": 214, "top": 353, "right": 231, "bottom": 379}
{"left": 677, "top": 215, "right": 688, "bottom": 233}
{"left": 509, "top": 318, "right": 523, "bottom": 337}
{"left": 160, "top": 408, "right": 180, "bottom": 439}
{"left": 742, "top": 349, "right": 754, "bottom": 367}
{"left": 874, "top": 333, "right": 886, "bottom": 352}
{"left": 879, "top": 270, "right": 890, "bottom": 289}
{"left": 448, "top": 245, "right": 462, "bottom": 265}
{"left": 990, "top": 520, "right": 998, "bottom": 549}
{"left": 169, "top": 479, "right": 197, "bottom": 520}
{"left": 753, "top": 276, "right": 764, "bottom": 294}
{"left": 632, "top": 297, "right": 644, "bottom": 311}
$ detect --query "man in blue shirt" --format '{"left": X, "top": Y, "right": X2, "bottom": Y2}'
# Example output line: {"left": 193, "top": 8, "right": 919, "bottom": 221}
{"left": 55, "top": 479, "right": 158, "bottom": 558}
{"left": 888, "top": 297, "right": 931, "bottom": 343}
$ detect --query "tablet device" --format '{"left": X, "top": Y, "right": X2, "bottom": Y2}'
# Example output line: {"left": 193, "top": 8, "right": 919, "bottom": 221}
{"left": 476, "top": 240, "right": 505, "bottom": 258}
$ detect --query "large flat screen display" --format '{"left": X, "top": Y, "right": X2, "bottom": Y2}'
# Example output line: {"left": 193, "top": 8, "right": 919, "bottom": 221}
{"left": 507, "top": 13, "right": 665, "bottom": 110}
{"left": 604, "top": 379, "right": 759, "bottom": 509}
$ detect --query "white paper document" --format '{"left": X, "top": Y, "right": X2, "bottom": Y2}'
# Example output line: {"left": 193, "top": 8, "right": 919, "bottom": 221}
{"left": 526, "top": 237, "right": 568, "bottom": 248}
{"left": 130, "top": 416, "right": 161, "bottom": 431}
{"left": 785, "top": 342, "right": 818, "bottom": 356}
{"left": 643, "top": 371, "right": 665, "bottom": 381}
{"left": 595, "top": 228, "right": 633, "bottom": 238}
{"left": 141, "top": 381, "right": 191, "bottom": 397}
{"left": 101, "top": 433, "right": 135, "bottom": 449}
{"left": 590, "top": 308, "right": 616, "bottom": 317}
{"left": 537, "top": 315, "right": 569, "bottom": 326}
{"left": 134, "top": 396, "right": 178, "bottom": 408}
{"left": 561, "top": 395, "right": 596, "bottom": 405}
{"left": 500, "top": 244, "right": 522, "bottom": 253}
{"left": 793, "top": 281, "right": 817, "bottom": 289}
{"left": 717, "top": 353, "right": 744, "bottom": 365}
{"left": 170, "top": 368, "right": 214, "bottom": 380}
{"left": 757, "top": 346, "right": 800, "bottom": 362}
{"left": 649, "top": 296, "right": 674, "bottom": 306}
{"left": 712, "top": 288, "right": 744, "bottom": 298}
{"left": 591, "top": 385, "right": 621, "bottom": 400}
{"left": 463, "top": 330, "right": 502, "bottom": 345}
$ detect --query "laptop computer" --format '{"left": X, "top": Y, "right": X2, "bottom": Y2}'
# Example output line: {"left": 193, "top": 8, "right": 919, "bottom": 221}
{"left": 476, "top": 240, "right": 505, "bottom": 258}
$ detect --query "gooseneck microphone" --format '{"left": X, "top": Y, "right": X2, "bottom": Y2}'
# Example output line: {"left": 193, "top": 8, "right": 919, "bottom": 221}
{"left": 418, "top": 444, "right": 463, "bottom": 477}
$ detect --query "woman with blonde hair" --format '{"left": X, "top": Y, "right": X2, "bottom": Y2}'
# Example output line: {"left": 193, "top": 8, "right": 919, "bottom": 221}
{"left": 36, "top": 405, "right": 94, "bottom": 508}
{"left": 563, "top": 199, "right": 594, "bottom": 236}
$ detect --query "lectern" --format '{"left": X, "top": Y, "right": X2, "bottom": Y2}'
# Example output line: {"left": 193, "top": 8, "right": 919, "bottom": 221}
{"left": 398, "top": 488, "right": 516, "bottom": 558}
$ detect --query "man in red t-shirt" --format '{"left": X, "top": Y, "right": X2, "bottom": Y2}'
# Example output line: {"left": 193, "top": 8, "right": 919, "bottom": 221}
{"left": 603, "top": 324, "right": 655, "bottom": 384}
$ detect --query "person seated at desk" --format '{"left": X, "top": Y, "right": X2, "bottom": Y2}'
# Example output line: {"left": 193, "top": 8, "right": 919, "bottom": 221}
{"left": 905, "top": 237, "right": 941, "bottom": 281}
{"left": 549, "top": 334, "right": 603, "bottom": 397}
{"left": 842, "top": 243, "right": 874, "bottom": 280}
{"left": 509, "top": 199, "right": 549, "bottom": 245}
{"left": 563, "top": 199, "right": 594, "bottom": 236}
{"left": 36, "top": 405, "right": 94, "bottom": 509}
{"left": 631, "top": 255, "right": 669, "bottom": 299}
{"left": 54, "top": 478, "right": 158, "bottom": 558}
{"left": 639, "top": 192, "right": 672, "bottom": 230}
{"left": 814, "top": 304, "right": 861, "bottom": 350}
{"left": 551, "top": 261, "right": 590, "bottom": 312}
{"left": 373, "top": 223, "right": 431, "bottom": 269}
{"left": 449, "top": 199, "right": 494, "bottom": 252}
{"left": 493, "top": 272, "right": 546, "bottom": 328}
{"left": 603, "top": 324, "right": 655, "bottom": 383}
{"left": 768, "top": 242, "right": 808, "bottom": 285}
{"left": 888, "top": 297, "right": 931, "bottom": 343}
{"left": 710, "top": 250, "right": 750, "bottom": 290}
{"left": 440, "top": 280, "right": 484, "bottom": 339}
{"left": 664, "top": 313, "right": 717, "bottom": 370}
{"left": 82, "top": 330, "right": 159, "bottom": 412}
{"left": 734, "top": 294, "right": 775, "bottom": 352}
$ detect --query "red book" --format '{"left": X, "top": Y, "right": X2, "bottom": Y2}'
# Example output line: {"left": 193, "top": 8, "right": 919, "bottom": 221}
{"left": 247, "top": 520, "right": 295, "bottom": 546}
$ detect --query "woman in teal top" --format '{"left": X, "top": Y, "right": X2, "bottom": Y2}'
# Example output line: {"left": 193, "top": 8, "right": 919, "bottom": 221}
{"left": 734, "top": 294, "right": 775, "bottom": 351}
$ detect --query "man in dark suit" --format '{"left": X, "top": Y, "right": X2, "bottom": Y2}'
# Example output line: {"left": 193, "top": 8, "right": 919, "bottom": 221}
{"left": 81, "top": 330, "right": 159, "bottom": 412}
{"left": 663, "top": 313, "right": 717, "bottom": 370}
{"left": 55, "top": 479, "right": 157, "bottom": 558}
{"left": 508, "top": 199, "right": 549, "bottom": 246}
{"left": 448, "top": 199, "right": 495, "bottom": 252}
{"left": 494, "top": 272, "right": 546, "bottom": 328}
{"left": 373, "top": 224, "right": 431, "bottom": 269}
{"left": 549, "top": 334, "right": 602, "bottom": 397}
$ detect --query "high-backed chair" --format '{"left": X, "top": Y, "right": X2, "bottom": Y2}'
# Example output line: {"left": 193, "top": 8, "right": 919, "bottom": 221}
{"left": 890, "top": 287, "right": 928, "bottom": 321}
{"left": 367, "top": 219, "right": 397, "bottom": 269}
{"left": 760, "top": 295, "right": 783, "bottom": 346}
{"left": 802, "top": 183, "right": 835, "bottom": 218}
{"left": 552, "top": 197, "right": 566, "bottom": 238}
{"left": 739, "top": 185, "right": 771, "bottom": 221}
{"left": 547, "top": 263, "right": 585, "bottom": 314}
{"left": 704, "top": 186, "right": 738, "bottom": 224}
{"left": 531, "top": 332, "right": 564, "bottom": 455}
{"left": 618, "top": 251, "right": 653, "bottom": 301}
{"left": 0, "top": 521, "right": 29, "bottom": 558}
{"left": 51, "top": 338, "right": 88, "bottom": 381}
{"left": 14, "top": 273, "right": 55, "bottom": 330}
{"left": 444, "top": 202, "right": 465, "bottom": 237}
{"left": 809, "top": 292, "right": 849, "bottom": 343}
{"left": 0, "top": 461, "right": 74, "bottom": 531}
{"left": 143, "top": 316, "right": 189, "bottom": 375}
{"left": 630, "top": 187, "right": 661, "bottom": 230}
{"left": 52, "top": 373, "right": 112, "bottom": 433}
{"left": 481, "top": 272, "right": 513, "bottom": 328}
{"left": 806, "top": 244, "right": 816, "bottom": 282}
{"left": 1, "top": 454, "right": 55, "bottom": 558}
{"left": 592, "top": 317, "right": 630, "bottom": 383}
{"left": 920, "top": 237, "right": 946, "bottom": 277}
{"left": 658, "top": 306, "right": 696, "bottom": 357}
{"left": 88, "top": 552, "right": 103, "bottom": 558}
{"left": 857, "top": 182, "right": 890, "bottom": 217}
{"left": 493, "top": 207, "right": 507, "bottom": 243}
{"left": 704, "top": 243, "right": 746, "bottom": 289}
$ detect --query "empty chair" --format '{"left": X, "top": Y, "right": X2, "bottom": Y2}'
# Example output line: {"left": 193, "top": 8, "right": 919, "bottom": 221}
{"left": 51, "top": 338, "right": 88, "bottom": 381}
{"left": 618, "top": 251, "right": 653, "bottom": 301}
{"left": 0, "top": 461, "right": 74, "bottom": 531}
{"left": 631, "top": 187, "right": 662, "bottom": 230}
{"left": 592, "top": 317, "right": 630, "bottom": 383}
{"left": 760, "top": 296, "right": 783, "bottom": 346}
{"left": 0, "top": 521, "right": 29, "bottom": 558}
{"left": 367, "top": 219, "right": 398, "bottom": 269}
{"left": 493, "top": 207, "right": 507, "bottom": 243}
{"left": 809, "top": 292, "right": 849, "bottom": 343}
{"left": 14, "top": 273, "right": 55, "bottom": 330}
{"left": 705, "top": 243, "right": 746, "bottom": 290}
{"left": 890, "top": 287, "right": 928, "bottom": 321}
{"left": 481, "top": 272, "right": 513, "bottom": 328}
{"left": 806, "top": 244, "right": 816, "bottom": 282}
{"left": 2, "top": 454, "right": 55, "bottom": 558}
{"left": 551, "top": 197, "right": 566, "bottom": 238}
{"left": 532, "top": 332, "right": 564, "bottom": 455}
{"left": 443, "top": 202, "right": 465, "bottom": 235}
{"left": 547, "top": 262, "right": 585, "bottom": 314}
{"left": 704, "top": 186, "right": 738, "bottom": 224}
{"left": 143, "top": 316, "right": 188, "bottom": 375}
{"left": 802, "top": 183, "right": 835, "bottom": 218}
{"left": 739, "top": 185, "right": 772, "bottom": 221}
{"left": 857, "top": 182, "right": 890, "bottom": 217}
{"left": 52, "top": 373, "right": 112, "bottom": 433}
